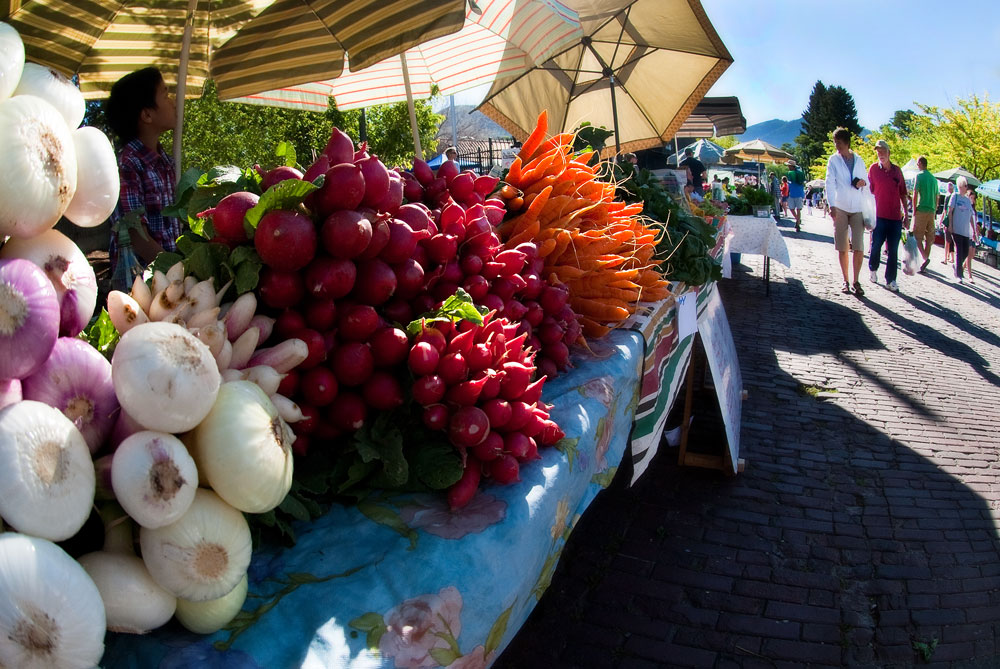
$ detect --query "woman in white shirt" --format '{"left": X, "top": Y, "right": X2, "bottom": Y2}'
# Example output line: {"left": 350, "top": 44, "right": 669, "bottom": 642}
{"left": 825, "top": 127, "right": 869, "bottom": 295}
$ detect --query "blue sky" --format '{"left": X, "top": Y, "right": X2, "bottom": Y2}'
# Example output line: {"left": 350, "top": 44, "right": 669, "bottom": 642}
{"left": 701, "top": 0, "right": 1000, "bottom": 129}
{"left": 445, "top": 0, "right": 1000, "bottom": 130}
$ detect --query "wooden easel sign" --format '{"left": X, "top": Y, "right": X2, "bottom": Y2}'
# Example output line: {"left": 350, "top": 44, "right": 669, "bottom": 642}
{"left": 687, "top": 287, "right": 743, "bottom": 474}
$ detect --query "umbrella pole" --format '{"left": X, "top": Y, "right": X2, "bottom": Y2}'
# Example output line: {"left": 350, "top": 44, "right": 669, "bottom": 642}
{"left": 172, "top": 0, "right": 198, "bottom": 184}
{"left": 400, "top": 52, "right": 422, "bottom": 159}
{"left": 609, "top": 72, "right": 621, "bottom": 155}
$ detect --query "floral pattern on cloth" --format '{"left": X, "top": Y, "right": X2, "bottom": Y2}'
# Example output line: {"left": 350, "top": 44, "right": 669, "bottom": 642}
{"left": 101, "top": 329, "right": 649, "bottom": 668}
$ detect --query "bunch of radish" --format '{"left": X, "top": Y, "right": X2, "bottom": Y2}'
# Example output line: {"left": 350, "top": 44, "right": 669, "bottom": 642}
{"left": 403, "top": 158, "right": 583, "bottom": 376}
{"left": 408, "top": 312, "right": 564, "bottom": 509}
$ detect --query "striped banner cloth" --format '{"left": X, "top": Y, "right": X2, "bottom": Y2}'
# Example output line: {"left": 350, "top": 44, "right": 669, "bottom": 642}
{"left": 625, "top": 219, "right": 727, "bottom": 482}
{"left": 226, "top": 0, "right": 582, "bottom": 112}
{"left": 211, "top": 0, "right": 470, "bottom": 102}
{"left": 1, "top": 0, "right": 274, "bottom": 98}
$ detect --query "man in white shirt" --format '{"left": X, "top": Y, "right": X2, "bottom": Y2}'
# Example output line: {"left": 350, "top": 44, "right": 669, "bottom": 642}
{"left": 825, "top": 127, "right": 869, "bottom": 296}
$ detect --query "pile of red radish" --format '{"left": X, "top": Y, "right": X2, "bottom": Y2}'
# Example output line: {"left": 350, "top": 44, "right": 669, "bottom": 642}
{"left": 408, "top": 313, "right": 564, "bottom": 509}
{"left": 401, "top": 159, "right": 582, "bottom": 377}
{"left": 197, "top": 126, "right": 580, "bottom": 507}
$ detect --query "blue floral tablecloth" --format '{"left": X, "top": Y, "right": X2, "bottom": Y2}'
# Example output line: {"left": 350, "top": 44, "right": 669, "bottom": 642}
{"left": 103, "top": 329, "right": 647, "bottom": 669}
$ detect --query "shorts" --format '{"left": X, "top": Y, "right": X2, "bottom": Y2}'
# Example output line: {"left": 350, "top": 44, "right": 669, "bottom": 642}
{"left": 788, "top": 196, "right": 804, "bottom": 210}
{"left": 834, "top": 209, "right": 865, "bottom": 252}
{"left": 911, "top": 211, "right": 935, "bottom": 246}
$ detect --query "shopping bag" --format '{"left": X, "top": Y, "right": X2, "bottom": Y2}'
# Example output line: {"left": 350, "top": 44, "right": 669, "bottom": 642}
{"left": 902, "top": 231, "right": 921, "bottom": 276}
{"left": 861, "top": 193, "right": 877, "bottom": 231}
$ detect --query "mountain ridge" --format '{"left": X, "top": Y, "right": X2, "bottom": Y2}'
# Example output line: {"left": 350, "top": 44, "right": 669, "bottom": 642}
{"left": 737, "top": 118, "right": 804, "bottom": 148}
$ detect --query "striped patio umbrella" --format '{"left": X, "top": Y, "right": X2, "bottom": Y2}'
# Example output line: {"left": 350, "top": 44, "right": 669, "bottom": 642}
{"left": 225, "top": 0, "right": 582, "bottom": 113}
{"left": 720, "top": 139, "right": 792, "bottom": 165}
{"left": 477, "top": 0, "right": 734, "bottom": 157}
{"left": 2, "top": 0, "right": 468, "bottom": 176}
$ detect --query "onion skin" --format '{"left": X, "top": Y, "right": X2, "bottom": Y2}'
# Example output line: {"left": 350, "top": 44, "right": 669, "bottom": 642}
{"left": 0, "top": 94, "right": 78, "bottom": 238}
{"left": 0, "top": 533, "right": 106, "bottom": 667}
{"left": 0, "top": 228, "right": 99, "bottom": 337}
{"left": 174, "top": 573, "right": 248, "bottom": 634}
{"left": 78, "top": 551, "right": 176, "bottom": 634}
{"left": 13, "top": 63, "right": 85, "bottom": 129}
{"left": 0, "top": 23, "right": 25, "bottom": 100}
{"left": 63, "top": 126, "right": 120, "bottom": 227}
{"left": 111, "top": 322, "right": 221, "bottom": 434}
{"left": 0, "top": 400, "right": 95, "bottom": 541}
{"left": 0, "top": 258, "right": 60, "bottom": 380}
{"left": 188, "top": 381, "right": 294, "bottom": 514}
{"left": 0, "top": 378, "right": 20, "bottom": 410}
{"left": 111, "top": 431, "right": 198, "bottom": 529}
{"left": 22, "top": 337, "right": 118, "bottom": 453}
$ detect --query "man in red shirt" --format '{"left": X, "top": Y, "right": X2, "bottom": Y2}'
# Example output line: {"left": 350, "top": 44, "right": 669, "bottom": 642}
{"left": 867, "top": 139, "right": 910, "bottom": 292}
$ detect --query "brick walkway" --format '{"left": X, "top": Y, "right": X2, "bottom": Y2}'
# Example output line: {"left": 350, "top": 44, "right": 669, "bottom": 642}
{"left": 495, "top": 209, "right": 1000, "bottom": 668}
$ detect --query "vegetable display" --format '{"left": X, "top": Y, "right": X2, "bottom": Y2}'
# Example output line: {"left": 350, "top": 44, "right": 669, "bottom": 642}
{"left": 496, "top": 111, "right": 673, "bottom": 338}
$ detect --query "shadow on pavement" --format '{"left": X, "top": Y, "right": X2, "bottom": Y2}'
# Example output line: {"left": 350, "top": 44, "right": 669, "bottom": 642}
{"left": 495, "top": 261, "right": 1000, "bottom": 668}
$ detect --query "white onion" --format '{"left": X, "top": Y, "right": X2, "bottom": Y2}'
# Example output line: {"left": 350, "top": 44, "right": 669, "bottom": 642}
{"left": 111, "top": 322, "right": 221, "bottom": 433}
{"left": 78, "top": 551, "right": 176, "bottom": 634}
{"left": 0, "top": 22, "right": 24, "bottom": 100}
{"left": 13, "top": 63, "right": 84, "bottom": 129}
{"left": 21, "top": 337, "right": 118, "bottom": 453}
{"left": 0, "top": 95, "right": 77, "bottom": 238}
{"left": 139, "top": 489, "right": 251, "bottom": 602}
{"left": 0, "top": 533, "right": 106, "bottom": 668}
{"left": 63, "top": 126, "right": 120, "bottom": 227}
{"left": 0, "top": 400, "right": 95, "bottom": 541}
{"left": 174, "top": 573, "right": 247, "bottom": 634}
{"left": 111, "top": 430, "right": 198, "bottom": 529}
{"left": 188, "top": 380, "right": 294, "bottom": 514}
{"left": 0, "top": 258, "right": 59, "bottom": 380}
{"left": 0, "top": 228, "right": 98, "bottom": 337}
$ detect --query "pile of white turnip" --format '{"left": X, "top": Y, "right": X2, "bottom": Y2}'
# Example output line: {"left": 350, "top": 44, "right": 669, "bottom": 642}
{"left": 0, "top": 22, "right": 300, "bottom": 666}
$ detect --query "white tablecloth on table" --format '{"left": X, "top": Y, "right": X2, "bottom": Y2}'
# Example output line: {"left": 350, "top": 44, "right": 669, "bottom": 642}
{"left": 722, "top": 215, "right": 792, "bottom": 278}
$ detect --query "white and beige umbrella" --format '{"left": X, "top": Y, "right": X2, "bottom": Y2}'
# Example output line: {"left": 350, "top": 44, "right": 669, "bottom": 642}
{"left": 477, "top": 0, "right": 733, "bottom": 157}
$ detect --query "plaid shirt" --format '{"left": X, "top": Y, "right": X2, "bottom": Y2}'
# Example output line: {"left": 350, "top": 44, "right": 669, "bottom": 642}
{"left": 109, "top": 138, "right": 180, "bottom": 266}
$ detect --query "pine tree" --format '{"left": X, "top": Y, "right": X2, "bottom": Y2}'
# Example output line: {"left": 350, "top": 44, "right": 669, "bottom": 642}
{"left": 795, "top": 81, "right": 862, "bottom": 167}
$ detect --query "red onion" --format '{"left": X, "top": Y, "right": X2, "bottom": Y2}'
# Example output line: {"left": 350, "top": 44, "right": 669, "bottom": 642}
{"left": 22, "top": 337, "right": 118, "bottom": 454}
{"left": 0, "top": 258, "right": 59, "bottom": 379}
{"left": 0, "top": 378, "right": 21, "bottom": 410}
{"left": 0, "top": 229, "right": 98, "bottom": 337}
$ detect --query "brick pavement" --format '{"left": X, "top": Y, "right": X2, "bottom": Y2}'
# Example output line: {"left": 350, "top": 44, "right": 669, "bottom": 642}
{"left": 495, "top": 208, "right": 1000, "bottom": 668}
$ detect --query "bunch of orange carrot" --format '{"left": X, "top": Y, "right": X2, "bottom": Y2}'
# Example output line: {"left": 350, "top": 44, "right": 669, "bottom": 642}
{"left": 497, "top": 111, "right": 672, "bottom": 339}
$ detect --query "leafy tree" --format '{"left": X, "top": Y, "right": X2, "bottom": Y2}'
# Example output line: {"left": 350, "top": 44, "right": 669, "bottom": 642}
{"left": 796, "top": 81, "right": 862, "bottom": 168}
{"left": 714, "top": 135, "right": 739, "bottom": 149}
{"left": 911, "top": 94, "right": 1000, "bottom": 182}
{"left": 890, "top": 109, "right": 917, "bottom": 137}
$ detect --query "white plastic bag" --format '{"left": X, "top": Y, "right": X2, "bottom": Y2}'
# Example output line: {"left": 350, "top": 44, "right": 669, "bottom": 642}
{"left": 861, "top": 193, "right": 877, "bottom": 231}
{"left": 902, "top": 231, "right": 921, "bottom": 275}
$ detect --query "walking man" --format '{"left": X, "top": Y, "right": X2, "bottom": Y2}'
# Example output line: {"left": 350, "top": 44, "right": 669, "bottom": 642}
{"left": 867, "top": 139, "right": 910, "bottom": 292}
{"left": 825, "top": 127, "right": 869, "bottom": 295}
{"left": 911, "top": 156, "right": 938, "bottom": 272}
{"left": 786, "top": 159, "right": 806, "bottom": 231}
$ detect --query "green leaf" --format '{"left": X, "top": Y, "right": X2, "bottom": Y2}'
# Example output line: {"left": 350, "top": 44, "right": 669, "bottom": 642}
{"left": 412, "top": 442, "right": 464, "bottom": 490}
{"left": 429, "top": 648, "right": 460, "bottom": 666}
{"left": 357, "top": 501, "right": 418, "bottom": 550}
{"left": 352, "top": 413, "right": 408, "bottom": 487}
{"left": 81, "top": 309, "right": 120, "bottom": 358}
{"left": 244, "top": 178, "right": 321, "bottom": 231}
{"left": 406, "top": 288, "right": 483, "bottom": 336}
{"left": 556, "top": 437, "right": 580, "bottom": 473}
{"left": 234, "top": 256, "right": 262, "bottom": 294}
{"left": 591, "top": 466, "right": 618, "bottom": 489}
{"left": 184, "top": 242, "right": 231, "bottom": 281}
{"left": 229, "top": 245, "right": 258, "bottom": 266}
{"left": 275, "top": 141, "right": 297, "bottom": 168}
{"left": 338, "top": 459, "right": 377, "bottom": 493}
{"left": 349, "top": 612, "right": 386, "bottom": 651}
{"left": 485, "top": 604, "right": 515, "bottom": 655}
{"left": 278, "top": 494, "right": 310, "bottom": 522}
{"left": 205, "top": 165, "right": 244, "bottom": 185}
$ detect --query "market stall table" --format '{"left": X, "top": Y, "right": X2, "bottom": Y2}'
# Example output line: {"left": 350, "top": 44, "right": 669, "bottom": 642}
{"left": 102, "top": 279, "right": 719, "bottom": 668}
{"left": 721, "top": 214, "right": 792, "bottom": 294}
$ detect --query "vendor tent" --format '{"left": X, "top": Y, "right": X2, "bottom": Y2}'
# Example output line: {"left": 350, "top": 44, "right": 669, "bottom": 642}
{"left": 977, "top": 179, "right": 1000, "bottom": 202}
{"left": 672, "top": 96, "right": 746, "bottom": 138}
{"left": 901, "top": 158, "right": 920, "bottom": 185}
{"left": 666, "top": 139, "right": 725, "bottom": 166}
{"left": 477, "top": 0, "right": 734, "bottom": 157}
{"left": 934, "top": 167, "right": 981, "bottom": 187}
